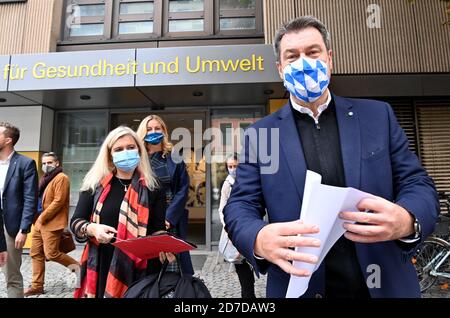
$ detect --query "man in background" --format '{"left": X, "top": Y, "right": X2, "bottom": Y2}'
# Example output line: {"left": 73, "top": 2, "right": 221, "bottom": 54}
{"left": 0, "top": 122, "right": 38, "bottom": 298}
{"left": 25, "top": 152, "right": 78, "bottom": 296}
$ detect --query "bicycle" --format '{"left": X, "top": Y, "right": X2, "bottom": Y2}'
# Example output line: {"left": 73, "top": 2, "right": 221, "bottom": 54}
{"left": 412, "top": 214, "right": 450, "bottom": 292}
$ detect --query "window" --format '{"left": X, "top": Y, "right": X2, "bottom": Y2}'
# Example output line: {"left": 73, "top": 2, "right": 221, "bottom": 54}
{"left": 239, "top": 122, "right": 251, "bottom": 147}
{"left": 79, "top": 4, "right": 105, "bottom": 17}
{"left": 0, "top": 0, "right": 27, "bottom": 3}
{"left": 165, "top": 0, "right": 213, "bottom": 36}
{"left": 220, "top": 123, "right": 233, "bottom": 146}
{"left": 55, "top": 111, "right": 108, "bottom": 206}
{"left": 210, "top": 108, "right": 263, "bottom": 243}
{"left": 63, "top": 0, "right": 262, "bottom": 41}
{"left": 114, "top": 0, "right": 162, "bottom": 39}
{"left": 69, "top": 23, "right": 104, "bottom": 37}
{"left": 64, "top": 0, "right": 112, "bottom": 41}
{"left": 216, "top": 0, "right": 262, "bottom": 35}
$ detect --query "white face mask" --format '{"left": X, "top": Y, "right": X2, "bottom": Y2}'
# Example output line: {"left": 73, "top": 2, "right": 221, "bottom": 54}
{"left": 283, "top": 56, "right": 330, "bottom": 103}
{"left": 228, "top": 168, "right": 237, "bottom": 178}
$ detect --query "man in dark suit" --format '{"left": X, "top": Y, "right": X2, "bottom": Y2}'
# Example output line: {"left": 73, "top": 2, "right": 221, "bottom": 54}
{"left": 0, "top": 122, "right": 38, "bottom": 298}
{"left": 224, "top": 16, "right": 439, "bottom": 298}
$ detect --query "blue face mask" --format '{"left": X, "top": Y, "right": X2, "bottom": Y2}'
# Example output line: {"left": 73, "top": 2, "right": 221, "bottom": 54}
{"left": 144, "top": 132, "right": 164, "bottom": 145}
{"left": 283, "top": 56, "right": 330, "bottom": 103}
{"left": 112, "top": 149, "right": 140, "bottom": 172}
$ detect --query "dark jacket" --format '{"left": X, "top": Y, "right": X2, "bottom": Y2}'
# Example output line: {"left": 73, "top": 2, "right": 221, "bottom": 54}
{"left": 2, "top": 152, "right": 38, "bottom": 237}
{"left": 0, "top": 209, "right": 6, "bottom": 252}
{"left": 166, "top": 153, "right": 194, "bottom": 275}
{"left": 225, "top": 95, "right": 439, "bottom": 298}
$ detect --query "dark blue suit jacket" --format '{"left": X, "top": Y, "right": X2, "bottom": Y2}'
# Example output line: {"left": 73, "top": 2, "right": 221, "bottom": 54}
{"left": 2, "top": 152, "right": 38, "bottom": 238}
{"left": 224, "top": 95, "right": 439, "bottom": 298}
{"left": 166, "top": 153, "right": 194, "bottom": 275}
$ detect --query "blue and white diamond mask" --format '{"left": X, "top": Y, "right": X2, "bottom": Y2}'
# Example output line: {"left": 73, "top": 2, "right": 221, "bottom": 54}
{"left": 283, "top": 56, "right": 330, "bottom": 103}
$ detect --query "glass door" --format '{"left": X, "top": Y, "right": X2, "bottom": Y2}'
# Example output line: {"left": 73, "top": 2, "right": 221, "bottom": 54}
{"left": 111, "top": 111, "right": 207, "bottom": 246}
{"left": 55, "top": 111, "right": 109, "bottom": 207}
{"left": 209, "top": 107, "right": 264, "bottom": 245}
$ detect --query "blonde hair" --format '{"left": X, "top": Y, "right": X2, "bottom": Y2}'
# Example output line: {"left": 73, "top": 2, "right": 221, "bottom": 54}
{"left": 80, "top": 126, "right": 158, "bottom": 193}
{"left": 136, "top": 115, "right": 173, "bottom": 157}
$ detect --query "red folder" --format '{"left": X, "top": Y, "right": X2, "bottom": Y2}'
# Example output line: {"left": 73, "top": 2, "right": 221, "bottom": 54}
{"left": 112, "top": 232, "right": 197, "bottom": 260}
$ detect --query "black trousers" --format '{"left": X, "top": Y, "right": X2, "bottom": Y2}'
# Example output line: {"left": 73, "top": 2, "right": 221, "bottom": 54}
{"left": 235, "top": 260, "right": 256, "bottom": 298}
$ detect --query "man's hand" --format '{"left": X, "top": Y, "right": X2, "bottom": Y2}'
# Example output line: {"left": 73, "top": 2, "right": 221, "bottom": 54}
{"left": 34, "top": 217, "right": 45, "bottom": 231}
{"left": 0, "top": 251, "right": 7, "bottom": 267}
{"left": 87, "top": 224, "right": 117, "bottom": 244}
{"left": 15, "top": 232, "right": 27, "bottom": 249}
{"left": 254, "top": 220, "right": 321, "bottom": 277}
{"left": 340, "top": 196, "right": 415, "bottom": 243}
{"left": 38, "top": 215, "right": 47, "bottom": 225}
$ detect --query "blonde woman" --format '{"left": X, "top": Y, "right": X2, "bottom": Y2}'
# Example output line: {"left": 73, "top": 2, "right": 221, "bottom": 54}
{"left": 136, "top": 115, "right": 194, "bottom": 275}
{"left": 70, "top": 126, "right": 167, "bottom": 298}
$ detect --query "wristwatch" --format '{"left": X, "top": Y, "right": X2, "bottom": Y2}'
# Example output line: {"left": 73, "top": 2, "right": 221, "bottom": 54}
{"left": 413, "top": 217, "right": 421, "bottom": 239}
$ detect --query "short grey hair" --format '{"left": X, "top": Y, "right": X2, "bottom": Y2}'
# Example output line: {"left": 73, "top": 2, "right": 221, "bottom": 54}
{"left": 274, "top": 16, "right": 331, "bottom": 62}
{"left": 42, "top": 151, "right": 59, "bottom": 161}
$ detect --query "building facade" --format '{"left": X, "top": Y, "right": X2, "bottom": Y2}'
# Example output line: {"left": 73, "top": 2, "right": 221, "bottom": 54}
{"left": 0, "top": 0, "right": 449, "bottom": 250}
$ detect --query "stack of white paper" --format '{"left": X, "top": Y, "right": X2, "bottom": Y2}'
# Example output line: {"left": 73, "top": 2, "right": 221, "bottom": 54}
{"left": 286, "top": 170, "right": 375, "bottom": 298}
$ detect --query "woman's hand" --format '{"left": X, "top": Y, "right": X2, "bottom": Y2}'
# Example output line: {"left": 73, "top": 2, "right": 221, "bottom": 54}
{"left": 87, "top": 223, "right": 117, "bottom": 244}
{"left": 159, "top": 252, "right": 176, "bottom": 264}
{"left": 165, "top": 220, "right": 171, "bottom": 230}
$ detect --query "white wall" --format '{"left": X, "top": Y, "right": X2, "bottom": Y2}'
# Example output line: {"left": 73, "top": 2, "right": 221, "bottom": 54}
{"left": 0, "top": 106, "right": 54, "bottom": 152}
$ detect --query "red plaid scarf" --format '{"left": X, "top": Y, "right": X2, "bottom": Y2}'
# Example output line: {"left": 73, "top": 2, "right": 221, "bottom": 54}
{"left": 74, "top": 170, "right": 151, "bottom": 298}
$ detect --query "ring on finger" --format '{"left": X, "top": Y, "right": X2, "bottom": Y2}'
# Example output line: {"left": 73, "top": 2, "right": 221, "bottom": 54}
{"left": 284, "top": 249, "right": 291, "bottom": 261}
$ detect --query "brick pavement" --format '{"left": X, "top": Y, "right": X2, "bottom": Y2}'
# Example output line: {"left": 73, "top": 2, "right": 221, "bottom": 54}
{"left": 0, "top": 247, "right": 448, "bottom": 298}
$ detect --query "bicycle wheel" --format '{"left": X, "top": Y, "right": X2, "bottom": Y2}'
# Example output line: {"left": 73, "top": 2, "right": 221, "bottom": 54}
{"left": 412, "top": 237, "right": 449, "bottom": 292}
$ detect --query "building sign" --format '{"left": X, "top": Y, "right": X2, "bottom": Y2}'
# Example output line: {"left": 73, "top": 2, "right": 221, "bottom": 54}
{"left": 8, "top": 49, "right": 136, "bottom": 91}
{"left": 5, "top": 45, "right": 279, "bottom": 91}
{"left": 136, "top": 44, "right": 279, "bottom": 86}
{"left": 0, "top": 55, "right": 9, "bottom": 91}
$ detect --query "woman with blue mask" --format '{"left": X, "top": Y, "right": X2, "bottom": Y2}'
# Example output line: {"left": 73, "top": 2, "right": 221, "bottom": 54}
{"left": 218, "top": 153, "right": 256, "bottom": 298}
{"left": 137, "top": 115, "right": 194, "bottom": 276}
{"left": 70, "top": 126, "right": 171, "bottom": 298}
